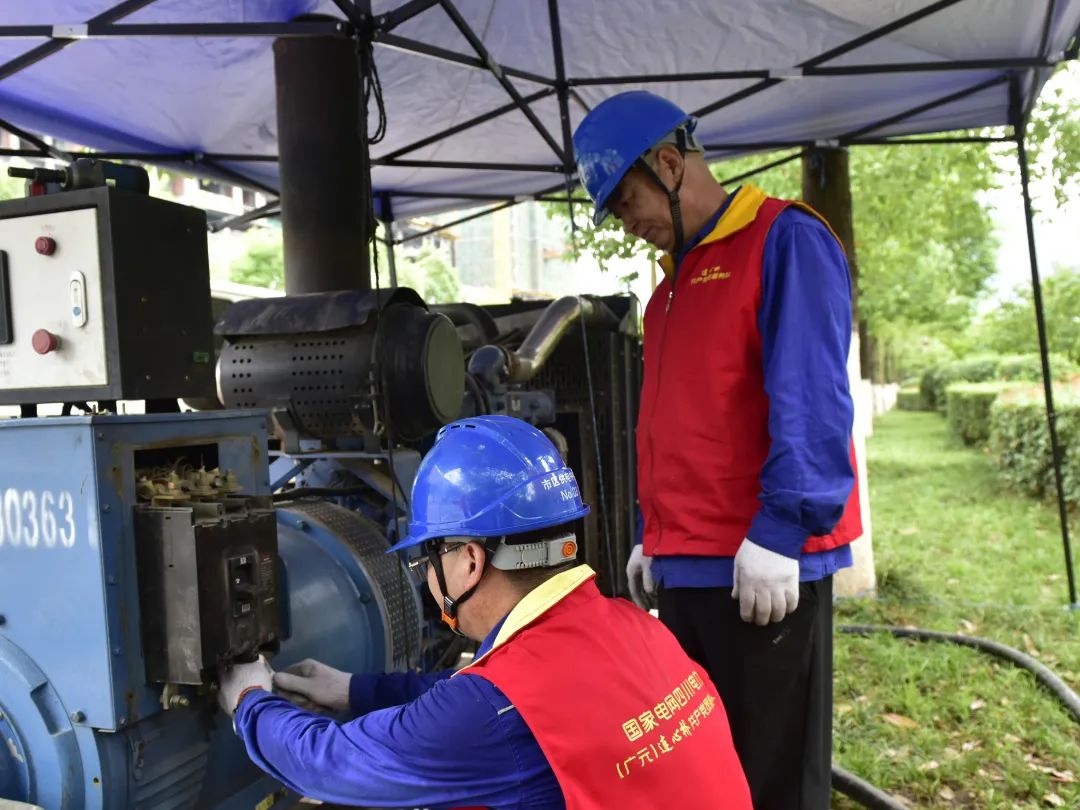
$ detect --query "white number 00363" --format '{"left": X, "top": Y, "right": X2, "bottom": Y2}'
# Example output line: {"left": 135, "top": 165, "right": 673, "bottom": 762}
{"left": 0, "top": 489, "right": 76, "bottom": 549}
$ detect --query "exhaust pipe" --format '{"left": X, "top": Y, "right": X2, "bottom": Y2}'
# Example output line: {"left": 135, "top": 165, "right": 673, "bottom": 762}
{"left": 469, "top": 296, "right": 616, "bottom": 385}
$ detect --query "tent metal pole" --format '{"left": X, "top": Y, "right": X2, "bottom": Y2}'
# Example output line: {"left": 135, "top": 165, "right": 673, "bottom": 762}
{"left": 570, "top": 57, "right": 1054, "bottom": 85}
{"left": 380, "top": 88, "right": 556, "bottom": 160}
{"left": 0, "top": 0, "right": 156, "bottom": 82}
{"left": 396, "top": 201, "right": 518, "bottom": 244}
{"left": 547, "top": 0, "right": 622, "bottom": 597}
{"left": 377, "top": 0, "right": 441, "bottom": 32}
{"left": 846, "top": 136, "right": 1011, "bottom": 146}
{"left": 385, "top": 222, "right": 398, "bottom": 287}
{"left": 0, "top": 115, "right": 69, "bottom": 161}
{"left": 377, "top": 158, "right": 564, "bottom": 172}
{"left": 208, "top": 200, "right": 281, "bottom": 233}
{"left": 438, "top": 0, "right": 567, "bottom": 163}
{"left": 718, "top": 150, "right": 805, "bottom": 185}
{"left": 380, "top": 193, "right": 399, "bottom": 288}
{"left": 838, "top": 74, "right": 1008, "bottom": 141}
{"left": 373, "top": 31, "right": 554, "bottom": 86}
{"left": 1023, "top": 0, "right": 1059, "bottom": 122}
{"left": 1011, "top": 79, "right": 1079, "bottom": 609}
{"left": 692, "top": 0, "right": 972, "bottom": 120}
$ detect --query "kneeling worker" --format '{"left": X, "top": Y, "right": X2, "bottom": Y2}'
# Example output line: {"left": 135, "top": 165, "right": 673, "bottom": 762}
{"left": 219, "top": 415, "right": 751, "bottom": 809}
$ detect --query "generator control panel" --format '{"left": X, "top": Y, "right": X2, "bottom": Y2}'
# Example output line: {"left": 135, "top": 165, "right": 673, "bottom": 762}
{"left": 0, "top": 185, "right": 215, "bottom": 405}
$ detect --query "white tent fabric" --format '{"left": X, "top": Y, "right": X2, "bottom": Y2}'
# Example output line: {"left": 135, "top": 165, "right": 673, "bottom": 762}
{"left": 0, "top": 0, "right": 1076, "bottom": 217}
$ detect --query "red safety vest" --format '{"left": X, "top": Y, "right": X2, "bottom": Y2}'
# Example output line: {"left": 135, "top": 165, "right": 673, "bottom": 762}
{"left": 638, "top": 184, "right": 862, "bottom": 559}
{"left": 457, "top": 565, "right": 751, "bottom": 809}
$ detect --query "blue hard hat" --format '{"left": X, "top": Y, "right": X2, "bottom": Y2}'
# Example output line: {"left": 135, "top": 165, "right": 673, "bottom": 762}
{"left": 387, "top": 415, "right": 590, "bottom": 553}
{"left": 572, "top": 90, "right": 696, "bottom": 226}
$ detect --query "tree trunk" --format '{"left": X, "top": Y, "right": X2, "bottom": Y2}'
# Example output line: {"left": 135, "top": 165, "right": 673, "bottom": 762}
{"left": 801, "top": 148, "right": 858, "bottom": 323}
{"left": 801, "top": 147, "right": 877, "bottom": 597}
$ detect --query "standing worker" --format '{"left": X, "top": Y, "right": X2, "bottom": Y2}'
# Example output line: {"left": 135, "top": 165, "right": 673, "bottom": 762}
{"left": 219, "top": 415, "right": 752, "bottom": 809}
{"left": 573, "top": 91, "right": 861, "bottom": 810}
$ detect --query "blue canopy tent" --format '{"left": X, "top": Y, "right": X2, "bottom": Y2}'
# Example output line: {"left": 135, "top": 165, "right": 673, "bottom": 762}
{"left": 0, "top": 0, "right": 1076, "bottom": 610}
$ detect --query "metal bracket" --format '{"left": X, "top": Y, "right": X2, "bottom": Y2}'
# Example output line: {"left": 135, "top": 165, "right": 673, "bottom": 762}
{"left": 52, "top": 24, "right": 89, "bottom": 39}
{"left": 767, "top": 67, "right": 803, "bottom": 79}
{"left": 271, "top": 407, "right": 304, "bottom": 455}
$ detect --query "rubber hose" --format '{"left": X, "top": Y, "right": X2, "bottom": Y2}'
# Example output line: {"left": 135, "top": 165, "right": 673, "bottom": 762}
{"left": 832, "top": 765, "right": 910, "bottom": 810}
{"left": 838, "top": 624, "right": 1080, "bottom": 724}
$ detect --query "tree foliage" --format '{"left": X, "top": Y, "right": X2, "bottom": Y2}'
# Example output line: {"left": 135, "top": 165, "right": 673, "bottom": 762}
{"left": 966, "top": 266, "right": 1080, "bottom": 364}
{"left": 230, "top": 232, "right": 460, "bottom": 304}
{"left": 1019, "top": 62, "right": 1080, "bottom": 211}
{"left": 0, "top": 170, "right": 25, "bottom": 201}
{"left": 392, "top": 247, "right": 460, "bottom": 303}
{"left": 229, "top": 231, "right": 285, "bottom": 290}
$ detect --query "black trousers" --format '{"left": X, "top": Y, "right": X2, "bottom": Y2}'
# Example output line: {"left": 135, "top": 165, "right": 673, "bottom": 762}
{"left": 658, "top": 578, "right": 833, "bottom": 810}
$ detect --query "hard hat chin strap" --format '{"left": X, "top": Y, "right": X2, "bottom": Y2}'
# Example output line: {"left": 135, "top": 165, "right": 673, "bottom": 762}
{"left": 431, "top": 538, "right": 499, "bottom": 637}
{"left": 634, "top": 127, "right": 688, "bottom": 257}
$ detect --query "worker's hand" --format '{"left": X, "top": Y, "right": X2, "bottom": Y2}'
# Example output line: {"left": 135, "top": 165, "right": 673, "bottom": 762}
{"left": 217, "top": 655, "right": 274, "bottom": 715}
{"left": 626, "top": 544, "right": 656, "bottom": 610}
{"left": 273, "top": 659, "right": 351, "bottom": 713}
{"left": 732, "top": 539, "right": 799, "bottom": 625}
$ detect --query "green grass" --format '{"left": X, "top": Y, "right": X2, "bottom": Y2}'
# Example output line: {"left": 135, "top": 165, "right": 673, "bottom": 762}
{"left": 832, "top": 410, "right": 1080, "bottom": 809}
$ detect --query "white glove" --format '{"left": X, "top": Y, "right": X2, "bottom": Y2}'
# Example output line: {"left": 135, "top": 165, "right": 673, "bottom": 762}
{"left": 217, "top": 655, "right": 274, "bottom": 715}
{"left": 626, "top": 544, "right": 656, "bottom": 610}
{"left": 273, "top": 658, "right": 352, "bottom": 713}
{"left": 732, "top": 539, "right": 800, "bottom": 626}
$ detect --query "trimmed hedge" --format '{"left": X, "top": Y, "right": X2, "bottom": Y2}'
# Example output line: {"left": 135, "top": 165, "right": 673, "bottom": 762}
{"left": 919, "top": 353, "right": 1078, "bottom": 413}
{"left": 944, "top": 382, "right": 1018, "bottom": 446}
{"left": 921, "top": 356, "right": 1000, "bottom": 413}
{"left": 897, "top": 387, "right": 926, "bottom": 411}
{"left": 997, "top": 352, "right": 1078, "bottom": 382}
{"left": 990, "top": 388, "right": 1080, "bottom": 510}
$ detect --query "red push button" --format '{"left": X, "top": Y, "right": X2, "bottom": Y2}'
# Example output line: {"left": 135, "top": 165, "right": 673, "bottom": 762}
{"left": 35, "top": 236, "right": 56, "bottom": 256}
{"left": 31, "top": 329, "right": 59, "bottom": 354}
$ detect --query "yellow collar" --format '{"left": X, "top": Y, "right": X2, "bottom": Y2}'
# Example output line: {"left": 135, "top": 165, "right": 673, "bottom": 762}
{"left": 457, "top": 564, "right": 596, "bottom": 672}
{"left": 658, "top": 184, "right": 770, "bottom": 281}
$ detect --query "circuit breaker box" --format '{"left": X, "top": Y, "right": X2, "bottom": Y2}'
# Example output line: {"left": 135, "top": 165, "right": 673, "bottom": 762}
{"left": 134, "top": 497, "right": 282, "bottom": 684}
{"left": 0, "top": 186, "right": 214, "bottom": 404}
